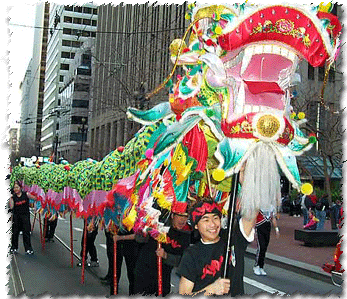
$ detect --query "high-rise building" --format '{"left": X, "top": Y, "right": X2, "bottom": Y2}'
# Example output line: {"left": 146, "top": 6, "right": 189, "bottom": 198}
{"left": 40, "top": 3, "right": 97, "bottom": 159}
{"left": 59, "top": 39, "right": 94, "bottom": 163}
{"left": 89, "top": 3, "right": 188, "bottom": 160}
{"left": 18, "top": 2, "right": 49, "bottom": 157}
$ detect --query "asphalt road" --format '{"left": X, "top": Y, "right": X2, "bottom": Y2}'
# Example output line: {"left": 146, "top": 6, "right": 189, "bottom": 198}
{"left": 7, "top": 213, "right": 342, "bottom": 297}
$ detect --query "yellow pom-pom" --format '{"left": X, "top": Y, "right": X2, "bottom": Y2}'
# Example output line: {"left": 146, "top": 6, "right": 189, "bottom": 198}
{"left": 301, "top": 183, "right": 313, "bottom": 195}
{"left": 290, "top": 112, "right": 296, "bottom": 119}
{"left": 214, "top": 26, "right": 223, "bottom": 35}
{"left": 212, "top": 168, "right": 225, "bottom": 182}
{"left": 319, "top": 2, "right": 333, "bottom": 13}
{"left": 298, "top": 112, "right": 305, "bottom": 120}
{"left": 185, "top": 13, "right": 191, "bottom": 20}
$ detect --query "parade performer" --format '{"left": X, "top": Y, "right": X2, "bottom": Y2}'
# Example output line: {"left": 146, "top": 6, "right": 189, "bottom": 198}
{"left": 134, "top": 212, "right": 191, "bottom": 296}
{"left": 103, "top": 229, "right": 138, "bottom": 295}
{"left": 253, "top": 208, "right": 280, "bottom": 276}
{"left": 77, "top": 216, "right": 100, "bottom": 267}
{"left": 177, "top": 199, "right": 255, "bottom": 296}
{"left": 44, "top": 212, "right": 58, "bottom": 242}
{"left": 9, "top": 181, "right": 36, "bottom": 255}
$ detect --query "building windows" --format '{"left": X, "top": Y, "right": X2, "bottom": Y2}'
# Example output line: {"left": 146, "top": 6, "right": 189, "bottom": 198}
{"left": 74, "top": 6, "right": 83, "bottom": 13}
{"left": 73, "top": 41, "right": 82, "bottom": 48}
{"left": 73, "top": 17, "right": 82, "bottom": 24}
{"left": 92, "top": 20, "right": 97, "bottom": 26}
{"left": 83, "top": 7, "right": 92, "bottom": 14}
{"left": 77, "top": 68, "right": 91, "bottom": 76}
{"left": 62, "top": 40, "right": 82, "bottom": 48}
{"left": 64, "top": 16, "right": 72, "bottom": 23}
{"left": 72, "top": 100, "right": 89, "bottom": 108}
{"left": 63, "top": 28, "right": 72, "bottom": 35}
{"left": 61, "top": 52, "right": 74, "bottom": 59}
{"left": 65, "top": 5, "right": 96, "bottom": 15}
{"left": 83, "top": 18, "right": 91, "bottom": 25}
{"left": 62, "top": 40, "right": 71, "bottom": 47}
{"left": 61, "top": 63, "right": 70, "bottom": 70}
{"left": 71, "top": 116, "right": 88, "bottom": 124}
{"left": 60, "top": 75, "right": 64, "bottom": 82}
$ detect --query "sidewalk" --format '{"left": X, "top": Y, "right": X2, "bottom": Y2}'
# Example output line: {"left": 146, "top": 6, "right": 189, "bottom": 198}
{"left": 246, "top": 212, "right": 340, "bottom": 281}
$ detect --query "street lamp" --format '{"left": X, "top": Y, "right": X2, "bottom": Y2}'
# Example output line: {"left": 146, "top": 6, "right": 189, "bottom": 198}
{"left": 78, "top": 117, "right": 87, "bottom": 161}
{"left": 53, "top": 134, "right": 60, "bottom": 163}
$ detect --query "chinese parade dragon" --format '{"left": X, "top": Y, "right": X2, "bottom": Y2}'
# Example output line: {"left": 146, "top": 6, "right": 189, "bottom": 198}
{"left": 10, "top": 2, "right": 342, "bottom": 242}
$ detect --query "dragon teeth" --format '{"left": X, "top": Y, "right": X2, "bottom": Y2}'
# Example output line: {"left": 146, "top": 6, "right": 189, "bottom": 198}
{"left": 237, "top": 44, "right": 297, "bottom": 76}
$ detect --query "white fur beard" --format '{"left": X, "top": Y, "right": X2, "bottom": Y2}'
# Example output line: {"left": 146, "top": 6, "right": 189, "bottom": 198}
{"left": 240, "top": 142, "right": 281, "bottom": 221}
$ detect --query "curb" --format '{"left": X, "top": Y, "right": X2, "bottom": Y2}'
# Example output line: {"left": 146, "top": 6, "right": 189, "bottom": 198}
{"left": 245, "top": 247, "right": 332, "bottom": 284}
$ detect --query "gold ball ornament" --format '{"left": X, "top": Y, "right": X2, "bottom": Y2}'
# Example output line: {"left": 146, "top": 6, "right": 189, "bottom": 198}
{"left": 301, "top": 183, "right": 313, "bottom": 195}
{"left": 212, "top": 168, "right": 225, "bottom": 181}
{"left": 256, "top": 115, "right": 281, "bottom": 138}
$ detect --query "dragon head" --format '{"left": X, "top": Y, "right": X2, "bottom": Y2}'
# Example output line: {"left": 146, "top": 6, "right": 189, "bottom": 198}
{"left": 169, "top": 2, "right": 341, "bottom": 145}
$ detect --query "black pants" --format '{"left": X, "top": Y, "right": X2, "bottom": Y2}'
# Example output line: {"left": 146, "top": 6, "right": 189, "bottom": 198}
{"left": 106, "top": 231, "right": 138, "bottom": 295}
{"left": 11, "top": 213, "right": 32, "bottom": 251}
{"left": 80, "top": 228, "right": 98, "bottom": 262}
{"left": 44, "top": 217, "right": 58, "bottom": 239}
{"left": 255, "top": 222, "right": 271, "bottom": 268}
{"left": 134, "top": 264, "right": 172, "bottom": 297}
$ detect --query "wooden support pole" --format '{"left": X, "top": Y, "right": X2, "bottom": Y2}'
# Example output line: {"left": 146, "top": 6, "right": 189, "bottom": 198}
{"left": 38, "top": 213, "right": 43, "bottom": 248}
{"left": 42, "top": 216, "right": 47, "bottom": 251}
{"left": 157, "top": 241, "right": 163, "bottom": 296}
{"left": 70, "top": 212, "right": 74, "bottom": 268}
{"left": 81, "top": 219, "right": 88, "bottom": 284}
{"left": 31, "top": 212, "right": 37, "bottom": 232}
{"left": 113, "top": 232, "right": 118, "bottom": 295}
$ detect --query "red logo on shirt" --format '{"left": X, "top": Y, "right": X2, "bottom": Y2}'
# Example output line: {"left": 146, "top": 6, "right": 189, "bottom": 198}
{"left": 166, "top": 236, "right": 181, "bottom": 248}
{"left": 15, "top": 200, "right": 26, "bottom": 206}
{"left": 201, "top": 255, "right": 223, "bottom": 279}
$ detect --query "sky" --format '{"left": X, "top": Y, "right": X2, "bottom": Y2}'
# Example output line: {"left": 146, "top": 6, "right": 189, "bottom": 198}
{"left": 0, "top": 3, "right": 35, "bottom": 127}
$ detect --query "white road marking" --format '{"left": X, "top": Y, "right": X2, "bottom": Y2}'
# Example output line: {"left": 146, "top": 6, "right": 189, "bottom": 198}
{"left": 58, "top": 216, "right": 67, "bottom": 221}
{"left": 244, "top": 277, "right": 287, "bottom": 296}
{"left": 11, "top": 254, "right": 25, "bottom": 296}
{"left": 73, "top": 228, "right": 83, "bottom": 232}
{"left": 99, "top": 244, "right": 106, "bottom": 249}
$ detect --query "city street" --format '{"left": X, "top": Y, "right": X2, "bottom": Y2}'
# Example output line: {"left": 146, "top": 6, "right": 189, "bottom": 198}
{"left": 7, "top": 212, "right": 342, "bottom": 297}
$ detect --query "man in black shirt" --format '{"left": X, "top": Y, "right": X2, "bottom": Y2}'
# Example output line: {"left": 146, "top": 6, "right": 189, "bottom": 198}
{"left": 134, "top": 212, "right": 191, "bottom": 296}
{"left": 177, "top": 199, "right": 255, "bottom": 296}
{"left": 9, "top": 181, "right": 36, "bottom": 254}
